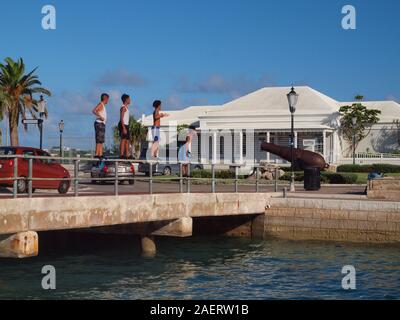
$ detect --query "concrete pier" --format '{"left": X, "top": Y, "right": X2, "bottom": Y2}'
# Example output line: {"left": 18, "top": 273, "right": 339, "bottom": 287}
{"left": 1, "top": 192, "right": 400, "bottom": 258}
{"left": 255, "top": 198, "right": 400, "bottom": 243}
{"left": 0, "top": 193, "right": 272, "bottom": 258}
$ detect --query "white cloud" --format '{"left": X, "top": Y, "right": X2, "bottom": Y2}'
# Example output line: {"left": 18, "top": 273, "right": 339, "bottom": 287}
{"left": 94, "top": 68, "right": 148, "bottom": 87}
{"left": 177, "top": 74, "right": 275, "bottom": 97}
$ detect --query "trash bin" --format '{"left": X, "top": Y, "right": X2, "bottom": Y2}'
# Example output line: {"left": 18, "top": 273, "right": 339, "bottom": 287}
{"left": 304, "top": 167, "right": 321, "bottom": 191}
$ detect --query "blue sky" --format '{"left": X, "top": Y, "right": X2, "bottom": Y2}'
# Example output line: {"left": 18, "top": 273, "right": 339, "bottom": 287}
{"left": 1, "top": 0, "right": 400, "bottom": 149}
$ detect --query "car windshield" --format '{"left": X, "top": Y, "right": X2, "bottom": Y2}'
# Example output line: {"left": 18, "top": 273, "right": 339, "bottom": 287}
{"left": 0, "top": 148, "right": 16, "bottom": 155}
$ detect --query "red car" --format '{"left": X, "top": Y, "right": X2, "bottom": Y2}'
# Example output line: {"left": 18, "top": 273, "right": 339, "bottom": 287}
{"left": 0, "top": 147, "right": 70, "bottom": 194}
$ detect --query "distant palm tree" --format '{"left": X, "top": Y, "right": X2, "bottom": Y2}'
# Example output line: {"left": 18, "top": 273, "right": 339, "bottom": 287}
{"left": 113, "top": 116, "right": 147, "bottom": 158}
{"left": 0, "top": 90, "right": 4, "bottom": 144}
{"left": 0, "top": 57, "right": 51, "bottom": 146}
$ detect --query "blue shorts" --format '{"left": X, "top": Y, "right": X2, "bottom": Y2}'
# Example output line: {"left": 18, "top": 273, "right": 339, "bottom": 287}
{"left": 152, "top": 126, "right": 160, "bottom": 142}
{"left": 178, "top": 144, "right": 191, "bottom": 162}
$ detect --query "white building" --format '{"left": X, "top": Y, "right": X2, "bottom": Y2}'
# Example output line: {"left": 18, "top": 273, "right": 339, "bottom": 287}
{"left": 142, "top": 86, "right": 400, "bottom": 166}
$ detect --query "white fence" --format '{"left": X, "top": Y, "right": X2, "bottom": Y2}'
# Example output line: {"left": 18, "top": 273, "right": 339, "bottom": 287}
{"left": 338, "top": 152, "right": 400, "bottom": 165}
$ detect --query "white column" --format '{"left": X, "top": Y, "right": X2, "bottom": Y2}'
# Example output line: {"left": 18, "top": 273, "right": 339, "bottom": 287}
{"left": 294, "top": 131, "right": 298, "bottom": 149}
{"left": 322, "top": 130, "right": 327, "bottom": 160}
{"left": 212, "top": 132, "right": 217, "bottom": 164}
{"left": 266, "top": 132, "right": 271, "bottom": 163}
{"left": 239, "top": 131, "right": 243, "bottom": 164}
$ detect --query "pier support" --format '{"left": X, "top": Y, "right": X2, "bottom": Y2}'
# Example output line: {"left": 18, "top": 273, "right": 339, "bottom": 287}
{"left": 141, "top": 236, "right": 157, "bottom": 256}
{"left": 0, "top": 231, "right": 39, "bottom": 258}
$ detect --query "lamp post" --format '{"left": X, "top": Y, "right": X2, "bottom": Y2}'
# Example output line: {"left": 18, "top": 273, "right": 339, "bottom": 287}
{"left": 287, "top": 87, "right": 299, "bottom": 192}
{"left": 352, "top": 116, "right": 357, "bottom": 165}
{"left": 59, "top": 120, "right": 65, "bottom": 158}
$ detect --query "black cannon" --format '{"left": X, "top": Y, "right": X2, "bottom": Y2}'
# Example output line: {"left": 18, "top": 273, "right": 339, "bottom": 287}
{"left": 261, "top": 142, "right": 328, "bottom": 191}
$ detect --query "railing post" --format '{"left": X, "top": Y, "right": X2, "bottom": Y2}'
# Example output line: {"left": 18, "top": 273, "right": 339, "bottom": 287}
{"left": 234, "top": 166, "right": 239, "bottom": 193}
{"left": 211, "top": 164, "right": 216, "bottom": 193}
{"left": 74, "top": 159, "right": 79, "bottom": 197}
{"left": 13, "top": 157, "right": 18, "bottom": 199}
{"left": 114, "top": 161, "right": 119, "bottom": 196}
{"left": 274, "top": 167, "right": 278, "bottom": 193}
{"left": 149, "top": 162, "right": 153, "bottom": 195}
{"left": 255, "top": 166, "right": 259, "bottom": 193}
{"left": 187, "top": 163, "right": 191, "bottom": 194}
{"left": 28, "top": 158, "right": 33, "bottom": 198}
{"left": 179, "top": 163, "right": 183, "bottom": 193}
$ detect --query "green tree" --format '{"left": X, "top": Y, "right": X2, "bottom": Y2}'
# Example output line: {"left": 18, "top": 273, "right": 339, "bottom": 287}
{"left": 0, "top": 57, "right": 51, "bottom": 146}
{"left": 0, "top": 90, "right": 4, "bottom": 144}
{"left": 339, "top": 95, "right": 381, "bottom": 155}
{"left": 113, "top": 116, "right": 147, "bottom": 158}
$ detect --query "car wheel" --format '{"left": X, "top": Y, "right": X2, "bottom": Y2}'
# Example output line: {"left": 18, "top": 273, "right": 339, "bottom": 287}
{"left": 163, "top": 167, "right": 172, "bottom": 176}
{"left": 58, "top": 181, "right": 70, "bottom": 194}
{"left": 17, "top": 178, "right": 27, "bottom": 194}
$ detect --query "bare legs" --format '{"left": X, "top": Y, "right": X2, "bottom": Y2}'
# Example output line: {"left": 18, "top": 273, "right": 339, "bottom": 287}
{"left": 95, "top": 144, "right": 103, "bottom": 158}
{"left": 120, "top": 139, "right": 130, "bottom": 158}
{"left": 151, "top": 141, "right": 159, "bottom": 159}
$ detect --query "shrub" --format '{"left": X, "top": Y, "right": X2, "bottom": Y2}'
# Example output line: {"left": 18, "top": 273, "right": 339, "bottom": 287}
{"left": 279, "top": 172, "right": 304, "bottom": 182}
{"left": 322, "top": 172, "right": 358, "bottom": 184}
{"left": 279, "top": 171, "right": 358, "bottom": 184}
{"left": 337, "top": 164, "right": 400, "bottom": 173}
{"left": 191, "top": 169, "right": 236, "bottom": 179}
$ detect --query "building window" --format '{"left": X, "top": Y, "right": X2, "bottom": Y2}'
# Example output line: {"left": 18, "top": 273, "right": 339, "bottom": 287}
{"left": 243, "top": 132, "right": 246, "bottom": 157}
{"left": 220, "top": 136, "right": 225, "bottom": 160}
{"left": 209, "top": 136, "right": 213, "bottom": 161}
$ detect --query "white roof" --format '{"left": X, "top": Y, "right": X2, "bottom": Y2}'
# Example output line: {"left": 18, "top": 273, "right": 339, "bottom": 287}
{"left": 202, "top": 86, "right": 340, "bottom": 117}
{"left": 141, "top": 86, "right": 400, "bottom": 127}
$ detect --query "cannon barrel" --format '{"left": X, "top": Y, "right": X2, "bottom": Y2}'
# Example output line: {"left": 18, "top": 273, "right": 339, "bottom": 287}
{"left": 261, "top": 142, "right": 328, "bottom": 170}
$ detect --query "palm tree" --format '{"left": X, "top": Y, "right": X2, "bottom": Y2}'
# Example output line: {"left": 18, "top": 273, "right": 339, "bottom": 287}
{"left": 0, "top": 57, "right": 51, "bottom": 146}
{"left": 113, "top": 116, "right": 147, "bottom": 158}
{"left": 0, "top": 90, "right": 5, "bottom": 143}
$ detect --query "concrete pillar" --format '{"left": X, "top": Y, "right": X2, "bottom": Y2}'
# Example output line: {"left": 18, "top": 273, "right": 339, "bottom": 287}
{"left": 322, "top": 130, "right": 327, "bottom": 160}
{"left": 152, "top": 217, "right": 193, "bottom": 237}
{"left": 251, "top": 214, "right": 267, "bottom": 239}
{"left": 238, "top": 131, "right": 243, "bottom": 164}
{"left": 266, "top": 132, "right": 271, "bottom": 163}
{"left": 0, "top": 231, "right": 39, "bottom": 258}
{"left": 141, "top": 236, "right": 157, "bottom": 256}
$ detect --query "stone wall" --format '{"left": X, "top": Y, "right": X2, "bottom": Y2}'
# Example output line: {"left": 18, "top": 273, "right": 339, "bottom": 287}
{"left": 368, "top": 178, "right": 400, "bottom": 201}
{"left": 255, "top": 198, "right": 400, "bottom": 243}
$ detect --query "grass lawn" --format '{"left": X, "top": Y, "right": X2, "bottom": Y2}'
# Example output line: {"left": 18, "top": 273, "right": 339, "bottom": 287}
{"left": 349, "top": 172, "right": 400, "bottom": 184}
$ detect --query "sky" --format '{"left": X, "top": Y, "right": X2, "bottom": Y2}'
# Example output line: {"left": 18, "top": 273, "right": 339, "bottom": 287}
{"left": 0, "top": 0, "right": 400, "bottom": 149}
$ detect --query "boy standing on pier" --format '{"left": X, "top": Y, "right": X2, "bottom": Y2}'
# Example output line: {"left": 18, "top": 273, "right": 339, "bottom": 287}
{"left": 92, "top": 93, "right": 109, "bottom": 158}
{"left": 151, "top": 100, "right": 169, "bottom": 160}
{"left": 178, "top": 126, "right": 197, "bottom": 177}
{"left": 119, "top": 94, "right": 131, "bottom": 159}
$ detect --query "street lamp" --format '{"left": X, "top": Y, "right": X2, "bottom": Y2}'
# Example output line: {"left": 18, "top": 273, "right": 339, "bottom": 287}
{"left": 352, "top": 116, "right": 357, "bottom": 165}
{"left": 287, "top": 87, "right": 299, "bottom": 192}
{"left": 59, "top": 120, "right": 65, "bottom": 158}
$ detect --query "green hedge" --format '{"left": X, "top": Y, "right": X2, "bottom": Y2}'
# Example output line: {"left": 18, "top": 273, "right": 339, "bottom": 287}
{"left": 337, "top": 164, "right": 400, "bottom": 173}
{"left": 191, "top": 169, "right": 236, "bottom": 179}
{"left": 279, "top": 172, "right": 358, "bottom": 184}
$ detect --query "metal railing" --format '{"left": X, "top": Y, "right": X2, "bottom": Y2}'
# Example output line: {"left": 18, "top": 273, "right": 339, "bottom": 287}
{"left": 0, "top": 154, "right": 285, "bottom": 199}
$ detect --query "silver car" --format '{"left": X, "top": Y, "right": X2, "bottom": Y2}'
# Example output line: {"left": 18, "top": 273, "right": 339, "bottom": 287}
{"left": 91, "top": 160, "right": 135, "bottom": 184}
